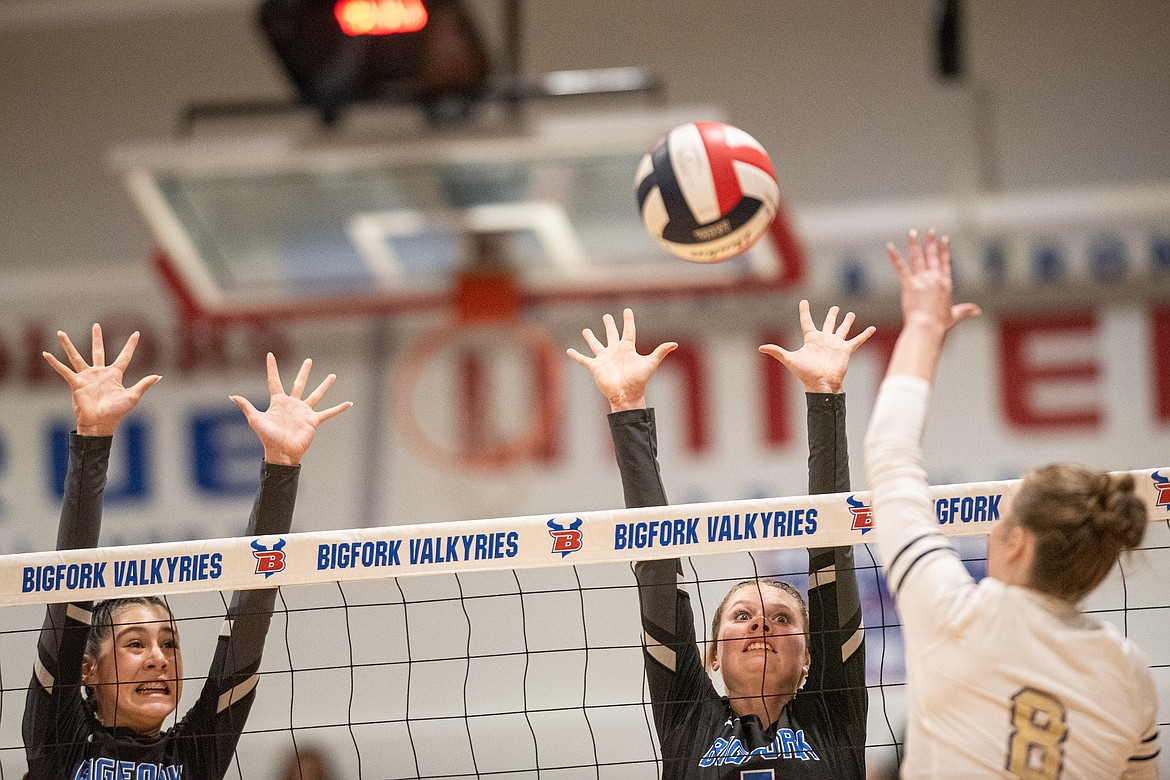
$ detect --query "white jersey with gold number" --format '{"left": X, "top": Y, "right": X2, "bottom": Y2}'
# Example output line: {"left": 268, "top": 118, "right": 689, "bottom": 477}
{"left": 865, "top": 375, "right": 1160, "bottom": 779}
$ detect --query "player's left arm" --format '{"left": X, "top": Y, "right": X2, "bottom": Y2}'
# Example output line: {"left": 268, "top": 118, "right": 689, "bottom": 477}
{"left": 866, "top": 231, "right": 981, "bottom": 634}
{"left": 571, "top": 310, "right": 716, "bottom": 739}
{"left": 613, "top": 411, "right": 718, "bottom": 739}
{"left": 803, "top": 395, "right": 866, "bottom": 746}
{"left": 179, "top": 355, "right": 351, "bottom": 771}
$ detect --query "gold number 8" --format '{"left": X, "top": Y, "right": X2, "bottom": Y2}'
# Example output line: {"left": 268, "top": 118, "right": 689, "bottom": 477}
{"left": 1006, "top": 687, "right": 1068, "bottom": 779}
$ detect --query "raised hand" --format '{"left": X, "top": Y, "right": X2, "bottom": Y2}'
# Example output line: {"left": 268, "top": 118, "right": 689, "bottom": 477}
{"left": 230, "top": 353, "right": 353, "bottom": 466}
{"left": 567, "top": 308, "right": 677, "bottom": 413}
{"left": 884, "top": 229, "right": 981, "bottom": 381}
{"left": 760, "top": 300, "right": 875, "bottom": 394}
{"left": 43, "top": 325, "right": 161, "bottom": 437}
{"left": 887, "top": 229, "right": 981, "bottom": 334}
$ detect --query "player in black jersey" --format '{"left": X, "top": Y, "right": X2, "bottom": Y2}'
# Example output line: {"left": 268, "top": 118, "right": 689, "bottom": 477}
{"left": 24, "top": 324, "right": 351, "bottom": 780}
{"left": 569, "top": 304, "right": 873, "bottom": 779}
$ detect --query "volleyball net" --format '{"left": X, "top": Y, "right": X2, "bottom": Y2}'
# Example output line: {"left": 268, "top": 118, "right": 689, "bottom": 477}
{"left": 2, "top": 470, "right": 1168, "bottom": 778}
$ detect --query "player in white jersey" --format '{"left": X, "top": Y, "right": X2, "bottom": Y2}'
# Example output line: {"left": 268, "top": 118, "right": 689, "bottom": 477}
{"left": 864, "top": 229, "right": 1160, "bottom": 779}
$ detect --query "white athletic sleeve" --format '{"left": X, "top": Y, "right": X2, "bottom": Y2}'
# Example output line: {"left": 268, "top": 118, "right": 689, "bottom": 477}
{"left": 1122, "top": 716, "right": 1161, "bottom": 779}
{"left": 865, "top": 375, "right": 975, "bottom": 641}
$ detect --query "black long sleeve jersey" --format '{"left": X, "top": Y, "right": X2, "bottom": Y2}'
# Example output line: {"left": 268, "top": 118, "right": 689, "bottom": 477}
{"left": 24, "top": 434, "right": 299, "bottom": 780}
{"left": 610, "top": 395, "right": 866, "bottom": 780}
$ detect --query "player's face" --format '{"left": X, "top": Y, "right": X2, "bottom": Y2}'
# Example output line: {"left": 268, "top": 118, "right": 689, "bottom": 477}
{"left": 82, "top": 603, "right": 183, "bottom": 735}
{"left": 714, "top": 584, "right": 809, "bottom": 699}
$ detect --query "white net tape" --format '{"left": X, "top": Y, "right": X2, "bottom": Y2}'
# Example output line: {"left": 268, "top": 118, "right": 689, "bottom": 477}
{"left": 2, "top": 469, "right": 1168, "bottom": 777}
{"left": 17, "top": 472, "right": 1167, "bottom": 606}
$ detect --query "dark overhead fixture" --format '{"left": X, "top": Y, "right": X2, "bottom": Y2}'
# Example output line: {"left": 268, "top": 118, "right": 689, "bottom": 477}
{"left": 256, "top": 0, "right": 492, "bottom": 124}
{"left": 181, "top": 0, "right": 661, "bottom": 132}
{"left": 934, "top": 0, "right": 965, "bottom": 81}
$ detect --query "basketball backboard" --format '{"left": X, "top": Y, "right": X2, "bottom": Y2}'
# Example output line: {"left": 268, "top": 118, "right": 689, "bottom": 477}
{"left": 110, "top": 108, "right": 802, "bottom": 322}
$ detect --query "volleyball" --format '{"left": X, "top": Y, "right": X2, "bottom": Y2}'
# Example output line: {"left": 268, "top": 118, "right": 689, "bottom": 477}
{"left": 635, "top": 121, "right": 780, "bottom": 263}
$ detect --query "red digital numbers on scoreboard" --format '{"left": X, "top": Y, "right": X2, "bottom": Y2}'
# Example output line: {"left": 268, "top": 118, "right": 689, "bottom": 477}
{"left": 334, "top": 0, "right": 428, "bottom": 36}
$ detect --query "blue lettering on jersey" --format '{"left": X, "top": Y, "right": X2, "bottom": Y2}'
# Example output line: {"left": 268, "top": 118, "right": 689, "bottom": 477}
{"left": 698, "top": 730, "right": 819, "bottom": 767}
{"left": 72, "top": 758, "right": 183, "bottom": 780}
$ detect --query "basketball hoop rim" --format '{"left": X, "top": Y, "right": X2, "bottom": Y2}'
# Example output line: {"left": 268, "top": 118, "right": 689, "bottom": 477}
{"left": 394, "top": 319, "right": 563, "bottom": 472}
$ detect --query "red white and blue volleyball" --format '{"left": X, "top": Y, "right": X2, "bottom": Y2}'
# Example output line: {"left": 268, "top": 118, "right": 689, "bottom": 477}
{"left": 636, "top": 121, "right": 780, "bottom": 263}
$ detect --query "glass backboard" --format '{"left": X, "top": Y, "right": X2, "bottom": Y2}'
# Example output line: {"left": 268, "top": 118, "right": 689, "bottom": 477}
{"left": 111, "top": 107, "right": 800, "bottom": 322}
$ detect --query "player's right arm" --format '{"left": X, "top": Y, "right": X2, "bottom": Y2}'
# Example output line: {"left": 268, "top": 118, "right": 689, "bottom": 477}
{"left": 569, "top": 310, "right": 714, "bottom": 735}
{"left": 1119, "top": 655, "right": 1161, "bottom": 778}
{"left": 864, "top": 231, "right": 981, "bottom": 635}
{"left": 609, "top": 408, "right": 714, "bottom": 735}
{"left": 1122, "top": 739, "right": 1160, "bottom": 778}
{"left": 25, "top": 327, "right": 160, "bottom": 766}
{"left": 23, "top": 434, "right": 110, "bottom": 767}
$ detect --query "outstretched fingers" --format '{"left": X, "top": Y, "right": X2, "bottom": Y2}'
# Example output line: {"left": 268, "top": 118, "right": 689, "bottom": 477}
{"left": 907, "top": 229, "right": 926, "bottom": 272}
{"left": 90, "top": 323, "right": 106, "bottom": 368}
{"left": 127, "top": 373, "right": 163, "bottom": 400}
{"left": 924, "top": 228, "right": 941, "bottom": 271}
{"left": 265, "top": 352, "right": 286, "bottom": 397}
{"left": 229, "top": 394, "right": 259, "bottom": 422}
{"left": 890, "top": 228, "right": 954, "bottom": 282}
{"left": 835, "top": 310, "right": 855, "bottom": 338}
{"left": 290, "top": 358, "right": 313, "bottom": 399}
{"left": 758, "top": 343, "right": 792, "bottom": 364}
{"left": 110, "top": 331, "right": 141, "bottom": 373}
{"left": 565, "top": 347, "right": 592, "bottom": 368}
{"left": 891, "top": 228, "right": 981, "bottom": 333}
{"left": 647, "top": 341, "right": 679, "bottom": 370}
{"left": 846, "top": 324, "right": 878, "bottom": 350}
{"left": 42, "top": 350, "right": 76, "bottom": 382}
{"left": 57, "top": 330, "right": 89, "bottom": 374}
{"left": 232, "top": 356, "right": 352, "bottom": 462}
{"left": 952, "top": 302, "right": 982, "bottom": 323}
{"left": 602, "top": 313, "right": 620, "bottom": 346}
{"left": 568, "top": 309, "right": 672, "bottom": 412}
{"left": 821, "top": 305, "right": 840, "bottom": 334}
{"left": 796, "top": 299, "right": 816, "bottom": 336}
{"left": 581, "top": 327, "right": 604, "bottom": 356}
{"left": 621, "top": 308, "right": 637, "bottom": 344}
{"left": 303, "top": 372, "right": 336, "bottom": 407}
{"left": 316, "top": 401, "right": 354, "bottom": 424}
